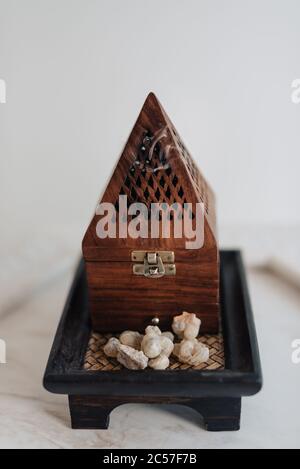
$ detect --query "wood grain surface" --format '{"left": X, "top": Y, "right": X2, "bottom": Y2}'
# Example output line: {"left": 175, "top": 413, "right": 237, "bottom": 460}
{"left": 82, "top": 93, "right": 220, "bottom": 333}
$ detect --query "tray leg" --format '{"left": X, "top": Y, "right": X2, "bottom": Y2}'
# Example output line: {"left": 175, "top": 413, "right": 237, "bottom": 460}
{"left": 68, "top": 395, "right": 241, "bottom": 431}
{"left": 189, "top": 397, "right": 241, "bottom": 431}
{"left": 68, "top": 395, "right": 115, "bottom": 430}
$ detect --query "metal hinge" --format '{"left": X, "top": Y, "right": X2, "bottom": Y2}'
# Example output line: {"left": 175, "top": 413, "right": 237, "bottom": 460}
{"left": 132, "top": 251, "right": 176, "bottom": 278}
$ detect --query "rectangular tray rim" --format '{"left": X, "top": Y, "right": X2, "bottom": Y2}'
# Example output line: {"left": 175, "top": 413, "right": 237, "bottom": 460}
{"left": 43, "top": 250, "right": 263, "bottom": 397}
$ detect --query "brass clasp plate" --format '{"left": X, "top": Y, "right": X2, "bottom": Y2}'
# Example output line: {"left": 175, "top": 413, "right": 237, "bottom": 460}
{"left": 132, "top": 251, "right": 176, "bottom": 278}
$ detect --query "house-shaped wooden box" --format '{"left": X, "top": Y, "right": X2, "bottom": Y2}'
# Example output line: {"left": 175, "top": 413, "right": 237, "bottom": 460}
{"left": 82, "top": 93, "right": 219, "bottom": 333}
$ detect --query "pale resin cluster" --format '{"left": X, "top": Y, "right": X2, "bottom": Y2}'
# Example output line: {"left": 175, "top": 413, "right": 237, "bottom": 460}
{"left": 172, "top": 312, "right": 209, "bottom": 366}
{"left": 103, "top": 312, "right": 209, "bottom": 370}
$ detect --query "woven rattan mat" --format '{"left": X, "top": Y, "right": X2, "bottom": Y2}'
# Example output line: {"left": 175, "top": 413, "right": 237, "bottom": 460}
{"left": 83, "top": 332, "right": 225, "bottom": 371}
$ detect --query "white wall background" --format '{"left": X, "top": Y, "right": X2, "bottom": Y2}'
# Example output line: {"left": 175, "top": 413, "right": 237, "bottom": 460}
{"left": 2, "top": 3, "right": 300, "bottom": 449}
{"left": 1, "top": 0, "right": 300, "bottom": 249}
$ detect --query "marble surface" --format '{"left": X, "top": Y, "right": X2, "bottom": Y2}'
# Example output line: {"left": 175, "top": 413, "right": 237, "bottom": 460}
{"left": 0, "top": 226, "right": 300, "bottom": 449}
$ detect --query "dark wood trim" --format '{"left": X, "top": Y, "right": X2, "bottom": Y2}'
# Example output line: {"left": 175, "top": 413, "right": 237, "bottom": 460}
{"left": 68, "top": 395, "right": 241, "bottom": 432}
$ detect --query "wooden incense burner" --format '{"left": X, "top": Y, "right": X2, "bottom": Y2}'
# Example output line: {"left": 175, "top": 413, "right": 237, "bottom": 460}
{"left": 44, "top": 95, "right": 262, "bottom": 432}
{"left": 82, "top": 93, "right": 219, "bottom": 333}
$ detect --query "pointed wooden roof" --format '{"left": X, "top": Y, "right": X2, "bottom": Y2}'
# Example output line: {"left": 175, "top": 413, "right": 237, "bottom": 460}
{"left": 83, "top": 92, "right": 217, "bottom": 253}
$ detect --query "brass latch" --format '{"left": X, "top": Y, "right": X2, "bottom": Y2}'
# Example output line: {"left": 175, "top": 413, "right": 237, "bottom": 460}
{"left": 132, "top": 251, "right": 176, "bottom": 278}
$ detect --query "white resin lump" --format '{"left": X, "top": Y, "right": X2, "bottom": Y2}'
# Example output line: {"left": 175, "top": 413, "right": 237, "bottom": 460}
{"left": 119, "top": 330, "right": 143, "bottom": 349}
{"left": 149, "top": 355, "right": 169, "bottom": 370}
{"left": 102, "top": 312, "right": 209, "bottom": 370}
{"left": 142, "top": 325, "right": 174, "bottom": 358}
{"left": 172, "top": 311, "right": 201, "bottom": 339}
{"left": 117, "top": 344, "right": 148, "bottom": 370}
{"left": 103, "top": 337, "right": 120, "bottom": 358}
{"left": 104, "top": 337, "right": 148, "bottom": 370}
{"left": 172, "top": 338, "right": 209, "bottom": 366}
{"left": 141, "top": 325, "right": 174, "bottom": 369}
{"left": 171, "top": 312, "right": 209, "bottom": 366}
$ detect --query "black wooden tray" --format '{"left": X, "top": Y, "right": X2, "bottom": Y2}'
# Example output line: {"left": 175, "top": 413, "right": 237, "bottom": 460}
{"left": 43, "top": 250, "right": 262, "bottom": 431}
